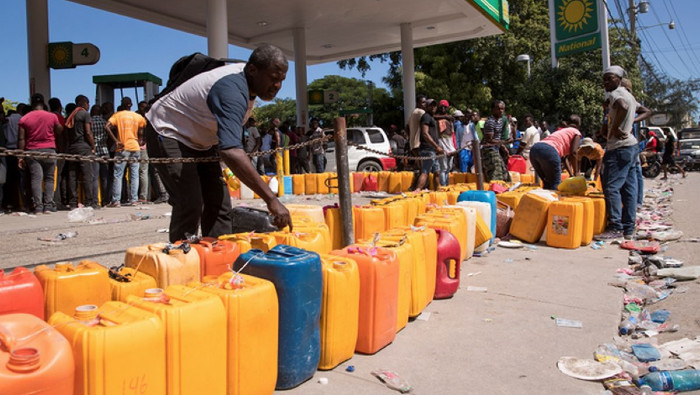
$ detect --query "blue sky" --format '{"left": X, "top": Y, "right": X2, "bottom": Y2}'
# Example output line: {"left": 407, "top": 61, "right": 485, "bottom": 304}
{"left": 2, "top": 0, "right": 698, "bottom": 109}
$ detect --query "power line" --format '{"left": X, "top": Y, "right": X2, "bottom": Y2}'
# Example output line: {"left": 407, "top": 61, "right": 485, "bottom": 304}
{"left": 645, "top": 4, "right": 697, "bottom": 76}
{"left": 637, "top": 27, "right": 683, "bottom": 76}
{"left": 664, "top": 0, "right": 700, "bottom": 68}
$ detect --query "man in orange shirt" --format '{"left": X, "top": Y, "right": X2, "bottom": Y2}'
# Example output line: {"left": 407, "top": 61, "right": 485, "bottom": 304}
{"left": 105, "top": 97, "right": 146, "bottom": 206}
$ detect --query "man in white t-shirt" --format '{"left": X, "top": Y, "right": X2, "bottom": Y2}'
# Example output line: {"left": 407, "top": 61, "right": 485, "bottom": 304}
{"left": 517, "top": 114, "right": 540, "bottom": 173}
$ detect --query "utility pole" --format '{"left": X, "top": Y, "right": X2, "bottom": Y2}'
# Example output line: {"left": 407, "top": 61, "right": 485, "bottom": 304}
{"left": 367, "top": 81, "right": 374, "bottom": 126}
{"left": 628, "top": 0, "right": 636, "bottom": 39}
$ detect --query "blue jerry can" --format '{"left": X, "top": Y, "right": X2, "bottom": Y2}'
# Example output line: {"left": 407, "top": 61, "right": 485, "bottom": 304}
{"left": 458, "top": 190, "right": 497, "bottom": 244}
{"left": 234, "top": 245, "right": 322, "bottom": 390}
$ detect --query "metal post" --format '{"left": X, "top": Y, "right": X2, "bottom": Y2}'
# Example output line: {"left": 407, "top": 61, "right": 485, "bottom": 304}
{"left": 26, "top": 0, "right": 51, "bottom": 98}
{"left": 276, "top": 152, "right": 284, "bottom": 197}
{"left": 472, "top": 140, "right": 485, "bottom": 190}
{"left": 334, "top": 117, "right": 354, "bottom": 246}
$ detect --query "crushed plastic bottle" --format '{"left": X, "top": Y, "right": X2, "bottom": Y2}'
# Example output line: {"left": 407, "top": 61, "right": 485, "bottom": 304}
{"left": 371, "top": 369, "right": 412, "bottom": 393}
{"left": 67, "top": 206, "right": 94, "bottom": 222}
{"left": 638, "top": 370, "right": 700, "bottom": 392}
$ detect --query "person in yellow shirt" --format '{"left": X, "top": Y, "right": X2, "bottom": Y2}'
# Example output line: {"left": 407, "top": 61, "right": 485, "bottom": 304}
{"left": 105, "top": 97, "right": 146, "bottom": 206}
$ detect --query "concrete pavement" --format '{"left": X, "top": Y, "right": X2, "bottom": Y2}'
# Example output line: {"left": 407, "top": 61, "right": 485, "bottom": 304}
{"left": 2, "top": 175, "right": 698, "bottom": 394}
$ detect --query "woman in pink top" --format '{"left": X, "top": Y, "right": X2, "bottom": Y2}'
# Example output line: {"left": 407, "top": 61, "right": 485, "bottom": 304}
{"left": 528, "top": 115, "right": 584, "bottom": 190}
{"left": 18, "top": 93, "right": 63, "bottom": 213}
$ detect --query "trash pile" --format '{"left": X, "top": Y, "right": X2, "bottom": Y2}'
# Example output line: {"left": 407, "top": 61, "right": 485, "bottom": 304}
{"left": 558, "top": 179, "right": 700, "bottom": 393}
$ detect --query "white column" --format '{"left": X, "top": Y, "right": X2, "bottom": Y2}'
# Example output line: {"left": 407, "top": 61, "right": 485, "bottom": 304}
{"left": 400, "top": 23, "right": 415, "bottom": 125}
{"left": 599, "top": 0, "right": 611, "bottom": 70}
{"left": 207, "top": 0, "right": 228, "bottom": 59}
{"left": 293, "top": 28, "right": 308, "bottom": 128}
{"left": 26, "top": 0, "right": 51, "bottom": 98}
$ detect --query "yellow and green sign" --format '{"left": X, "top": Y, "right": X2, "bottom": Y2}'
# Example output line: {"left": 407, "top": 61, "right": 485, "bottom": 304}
{"left": 552, "top": 0, "right": 600, "bottom": 58}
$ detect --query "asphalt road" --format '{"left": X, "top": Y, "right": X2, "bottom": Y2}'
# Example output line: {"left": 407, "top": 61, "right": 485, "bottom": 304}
{"left": 1, "top": 175, "right": 698, "bottom": 394}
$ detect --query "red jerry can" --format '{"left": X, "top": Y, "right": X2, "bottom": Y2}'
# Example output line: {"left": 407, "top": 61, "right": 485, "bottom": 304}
{"left": 361, "top": 174, "right": 378, "bottom": 192}
{"left": 434, "top": 229, "right": 461, "bottom": 299}
{"left": 507, "top": 155, "right": 527, "bottom": 174}
{"left": 0, "top": 268, "right": 44, "bottom": 319}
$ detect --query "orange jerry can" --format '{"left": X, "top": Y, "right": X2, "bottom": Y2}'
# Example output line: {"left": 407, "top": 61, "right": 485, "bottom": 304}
{"left": 318, "top": 255, "right": 360, "bottom": 370}
{"left": 454, "top": 172, "right": 467, "bottom": 184}
{"left": 497, "top": 191, "right": 524, "bottom": 210}
{"left": 183, "top": 237, "right": 242, "bottom": 278}
{"left": 331, "top": 246, "right": 399, "bottom": 354}
{"left": 388, "top": 172, "right": 403, "bottom": 194}
{"left": 292, "top": 174, "right": 305, "bottom": 195}
{"left": 446, "top": 190, "right": 460, "bottom": 205}
{"left": 0, "top": 313, "right": 74, "bottom": 395}
{"left": 34, "top": 261, "right": 110, "bottom": 319}
{"left": 562, "top": 197, "right": 595, "bottom": 245}
{"left": 379, "top": 202, "right": 408, "bottom": 230}
{"left": 418, "top": 208, "right": 469, "bottom": 261}
{"left": 270, "top": 228, "right": 330, "bottom": 255}
{"left": 353, "top": 205, "right": 386, "bottom": 242}
{"left": 304, "top": 173, "right": 318, "bottom": 195}
{"left": 401, "top": 172, "right": 415, "bottom": 192}
{"left": 0, "top": 267, "right": 44, "bottom": 319}
{"left": 124, "top": 243, "right": 201, "bottom": 288}
{"left": 218, "top": 232, "right": 277, "bottom": 252}
{"left": 546, "top": 201, "right": 584, "bottom": 249}
{"left": 108, "top": 266, "right": 157, "bottom": 302}
{"left": 509, "top": 191, "right": 557, "bottom": 243}
{"left": 589, "top": 196, "right": 607, "bottom": 235}
{"left": 377, "top": 171, "right": 391, "bottom": 192}
{"left": 128, "top": 286, "right": 227, "bottom": 395}
{"left": 402, "top": 197, "right": 420, "bottom": 225}
{"left": 50, "top": 303, "right": 166, "bottom": 395}
{"left": 520, "top": 173, "right": 535, "bottom": 184}
{"left": 324, "top": 204, "right": 344, "bottom": 251}
{"left": 355, "top": 238, "right": 412, "bottom": 332}
{"left": 429, "top": 191, "right": 448, "bottom": 206}
{"left": 195, "top": 272, "right": 278, "bottom": 395}
{"left": 316, "top": 172, "right": 331, "bottom": 195}
{"left": 285, "top": 203, "right": 325, "bottom": 223}
{"left": 382, "top": 227, "right": 437, "bottom": 317}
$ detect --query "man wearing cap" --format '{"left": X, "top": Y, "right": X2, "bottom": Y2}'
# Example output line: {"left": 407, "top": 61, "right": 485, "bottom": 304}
{"left": 595, "top": 65, "right": 649, "bottom": 241}
{"left": 576, "top": 137, "right": 604, "bottom": 181}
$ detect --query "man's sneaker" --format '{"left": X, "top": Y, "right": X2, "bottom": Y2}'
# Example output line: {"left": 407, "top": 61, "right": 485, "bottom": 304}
{"left": 106, "top": 201, "right": 120, "bottom": 208}
{"left": 594, "top": 229, "right": 623, "bottom": 241}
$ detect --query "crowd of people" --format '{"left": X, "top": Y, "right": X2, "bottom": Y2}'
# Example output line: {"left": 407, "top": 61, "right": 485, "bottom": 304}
{"left": 0, "top": 95, "right": 169, "bottom": 214}
{"left": 403, "top": 65, "right": 675, "bottom": 242}
{"left": 241, "top": 116, "right": 327, "bottom": 176}
{"left": 0, "top": 50, "right": 682, "bottom": 247}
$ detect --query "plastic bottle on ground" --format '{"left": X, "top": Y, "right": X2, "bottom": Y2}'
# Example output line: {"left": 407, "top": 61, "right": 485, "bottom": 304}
{"left": 638, "top": 370, "right": 700, "bottom": 392}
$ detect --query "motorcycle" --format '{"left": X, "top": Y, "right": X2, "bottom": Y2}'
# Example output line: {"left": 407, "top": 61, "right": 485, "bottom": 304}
{"left": 641, "top": 152, "right": 662, "bottom": 178}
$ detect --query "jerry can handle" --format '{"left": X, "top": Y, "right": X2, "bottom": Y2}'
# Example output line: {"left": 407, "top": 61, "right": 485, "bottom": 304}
{"left": 0, "top": 324, "right": 16, "bottom": 351}
{"left": 265, "top": 249, "right": 298, "bottom": 258}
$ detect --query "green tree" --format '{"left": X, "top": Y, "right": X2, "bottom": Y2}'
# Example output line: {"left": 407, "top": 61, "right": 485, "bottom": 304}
{"left": 640, "top": 59, "right": 699, "bottom": 129}
{"left": 252, "top": 98, "right": 297, "bottom": 130}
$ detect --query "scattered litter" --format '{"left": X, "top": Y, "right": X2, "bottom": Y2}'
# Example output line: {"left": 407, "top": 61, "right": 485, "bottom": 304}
{"left": 37, "top": 231, "right": 78, "bottom": 242}
{"left": 67, "top": 206, "right": 94, "bottom": 223}
{"left": 658, "top": 337, "right": 700, "bottom": 369}
{"left": 552, "top": 317, "right": 583, "bottom": 328}
{"left": 557, "top": 357, "right": 622, "bottom": 380}
{"left": 156, "top": 228, "right": 169, "bottom": 233}
{"left": 656, "top": 266, "right": 700, "bottom": 281}
{"left": 317, "top": 377, "right": 328, "bottom": 385}
{"left": 650, "top": 309, "right": 670, "bottom": 323}
{"left": 346, "top": 365, "right": 355, "bottom": 373}
{"left": 649, "top": 358, "right": 687, "bottom": 371}
{"left": 483, "top": 318, "right": 493, "bottom": 323}
{"left": 466, "top": 286, "right": 487, "bottom": 292}
{"left": 504, "top": 258, "right": 514, "bottom": 263}
{"left": 649, "top": 230, "right": 683, "bottom": 241}
{"left": 371, "top": 369, "right": 412, "bottom": 393}
{"left": 130, "top": 212, "right": 151, "bottom": 221}
{"left": 164, "top": 212, "right": 172, "bottom": 217}
{"left": 415, "top": 312, "right": 431, "bottom": 321}
{"left": 466, "top": 272, "right": 482, "bottom": 277}
{"left": 631, "top": 343, "right": 661, "bottom": 362}
{"left": 497, "top": 240, "right": 523, "bottom": 248}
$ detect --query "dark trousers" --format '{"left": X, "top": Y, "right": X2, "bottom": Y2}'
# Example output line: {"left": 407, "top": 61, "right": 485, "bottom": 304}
{"left": 2, "top": 156, "right": 23, "bottom": 210}
{"left": 146, "top": 124, "right": 231, "bottom": 242}
{"left": 67, "top": 147, "right": 95, "bottom": 206}
{"left": 24, "top": 149, "right": 56, "bottom": 212}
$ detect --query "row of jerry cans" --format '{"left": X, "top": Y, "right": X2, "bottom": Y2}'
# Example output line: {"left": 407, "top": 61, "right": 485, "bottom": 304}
{"left": 505, "top": 189, "right": 607, "bottom": 248}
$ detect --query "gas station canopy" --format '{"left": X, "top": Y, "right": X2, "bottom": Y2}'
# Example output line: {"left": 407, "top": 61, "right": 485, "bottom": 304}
{"left": 68, "top": 0, "right": 509, "bottom": 64}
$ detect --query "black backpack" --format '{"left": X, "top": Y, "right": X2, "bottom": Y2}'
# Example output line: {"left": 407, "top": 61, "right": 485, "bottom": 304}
{"left": 149, "top": 53, "right": 227, "bottom": 106}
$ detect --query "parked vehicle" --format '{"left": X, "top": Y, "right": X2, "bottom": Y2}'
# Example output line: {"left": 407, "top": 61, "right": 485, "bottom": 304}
{"left": 323, "top": 127, "right": 396, "bottom": 172}
{"left": 678, "top": 127, "right": 700, "bottom": 141}
{"left": 675, "top": 138, "right": 700, "bottom": 171}
{"left": 640, "top": 126, "right": 667, "bottom": 146}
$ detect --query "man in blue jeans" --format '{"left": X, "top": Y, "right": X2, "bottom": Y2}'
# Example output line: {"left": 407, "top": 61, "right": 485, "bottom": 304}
{"left": 413, "top": 99, "right": 443, "bottom": 191}
{"left": 595, "top": 66, "right": 650, "bottom": 241}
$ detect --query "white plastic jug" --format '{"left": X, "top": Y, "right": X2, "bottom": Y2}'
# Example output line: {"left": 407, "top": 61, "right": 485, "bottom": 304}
{"left": 456, "top": 201, "right": 491, "bottom": 253}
